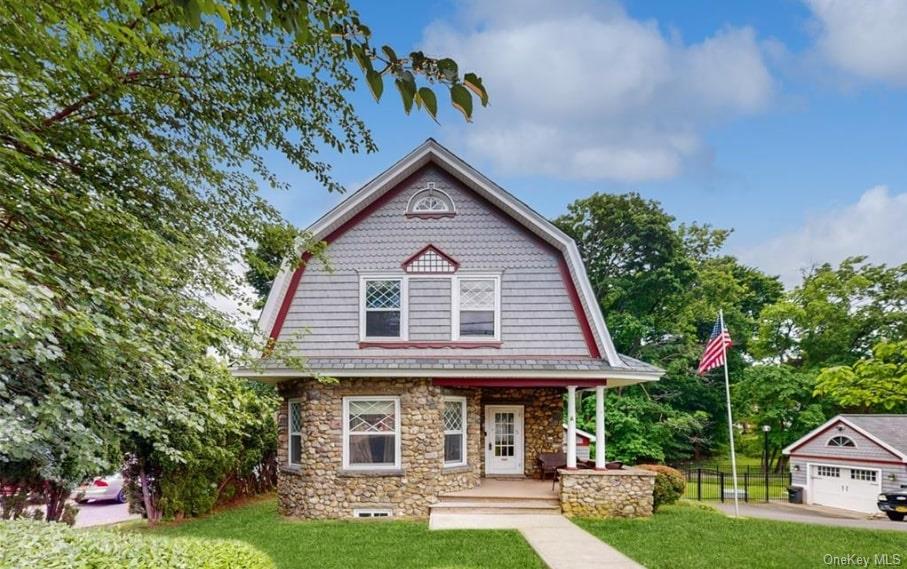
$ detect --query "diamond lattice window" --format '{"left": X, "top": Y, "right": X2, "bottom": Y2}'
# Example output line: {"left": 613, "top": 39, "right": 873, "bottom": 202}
{"left": 404, "top": 247, "right": 457, "bottom": 273}
{"left": 366, "top": 280, "right": 401, "bottom": 309}
{"left": 344, "top": 398, "right": 399, "bottom": 468}
{"left": 443, "top": 398, "right": 466, "bottom": 466}
{"left": 457, "top": 278, "right": 497, "bottom": 338}
{"left": 288, "top": 400, "right": 302, "bottom": 466}
{"left": 364, "top": 280, "right": 401, "bottom": 337}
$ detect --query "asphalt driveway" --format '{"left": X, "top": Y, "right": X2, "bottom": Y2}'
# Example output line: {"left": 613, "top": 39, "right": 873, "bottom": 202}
{"left": 73, "top": 500, "right": 139, "bottom": 528}
{"left": 715, "top": 502, "right": 907, "bottom": 532}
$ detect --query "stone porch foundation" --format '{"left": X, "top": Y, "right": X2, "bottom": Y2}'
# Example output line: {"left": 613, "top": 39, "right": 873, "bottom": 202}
{"left": 558, "top": 468, "right": 656, "bottom": 518}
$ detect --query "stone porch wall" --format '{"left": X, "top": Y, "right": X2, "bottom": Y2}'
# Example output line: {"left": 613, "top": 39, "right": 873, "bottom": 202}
{"left": 276, "top": 378, "right": 482, "bottom": 519}
{"left": 479, "top": 387, "right": 563, "bottom": 478}
{"left": 559, "top": 468, "right": 656, "bottom": 518}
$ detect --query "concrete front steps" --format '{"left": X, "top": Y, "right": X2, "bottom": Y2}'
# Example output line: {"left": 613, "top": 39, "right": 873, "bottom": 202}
{"left": 430, "top": 487, "right": 561, "bottom": 517}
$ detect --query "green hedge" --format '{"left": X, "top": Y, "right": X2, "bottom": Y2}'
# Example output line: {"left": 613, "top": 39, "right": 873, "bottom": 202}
{"left": 637, "top": 464, "right": 686, "bottom": 511}
{"left": 0, "top": 519, "right": 274, "bottom": 569}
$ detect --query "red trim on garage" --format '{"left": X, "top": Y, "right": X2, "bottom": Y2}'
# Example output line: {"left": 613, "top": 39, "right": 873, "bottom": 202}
{"left": 789, "top": 454, "right": 906, "bottom": 466}
{"left": 785, "top": 419, "right": 902, "bottom": 460}
{"left": 433, "top": 378, "right": 607, "bottom": 388}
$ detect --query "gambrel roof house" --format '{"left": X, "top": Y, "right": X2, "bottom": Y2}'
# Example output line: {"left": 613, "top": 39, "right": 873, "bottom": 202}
{"left": 236, "top": 140, "right": 663, "bottom": 520}
{"left": 784, "top": 414, "right": 907, "bottom": 515}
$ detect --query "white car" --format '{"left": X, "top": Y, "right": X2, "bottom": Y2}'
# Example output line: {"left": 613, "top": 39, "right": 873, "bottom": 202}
{"left": 74, "top": 473, "right": 126, "bottom": 504}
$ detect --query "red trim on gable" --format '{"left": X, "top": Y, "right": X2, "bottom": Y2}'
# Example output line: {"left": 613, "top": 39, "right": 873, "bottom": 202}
{"left": 401, "top": 244, "right": 460, "bottom": 273}
{"left": 789, "top": 454, "right": 906, "bottom": 466}
{"left": 433, "top": 378, "right": 608, "bottom": 388}
{"left": 268, "top": 172, "right": 420, "bottom": 342}
{"left": 405, "top": 212, "right": 456, "bottom": 220}
{"left": 268, "top": 165, "right": 604, "bottom": 360}
{"left": 786, "top": 419, "right": 902, "bottom": 460}
{"left": 557, "top": 257, "right": 601, "bottom": 359}
{"left": 359, "top": 340, "right": 501, "bottom": 349}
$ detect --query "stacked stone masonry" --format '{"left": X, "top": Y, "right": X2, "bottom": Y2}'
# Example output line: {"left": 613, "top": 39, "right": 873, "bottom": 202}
{"left": 559, "top": 468, "right": 656, "bottom": 518}
{"left": 277, "top": 379, "right": 568, "bottom": 519}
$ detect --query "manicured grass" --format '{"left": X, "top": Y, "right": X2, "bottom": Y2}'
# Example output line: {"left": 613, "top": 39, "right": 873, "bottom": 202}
{"left": 576, "top": 502, "right": 907, "bottom": 569}
{"left": 135, "top": 496, "right": 544, "bottom": 569}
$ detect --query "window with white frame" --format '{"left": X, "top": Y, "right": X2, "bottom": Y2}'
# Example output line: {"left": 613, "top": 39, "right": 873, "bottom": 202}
{"left": 363, "top": 279, "right": 403, "bottom": 338}
{"left": 405, "top": 184, "right": 455, "bottom": 216}
{"left": 827, "top": 435, "right": 856, "bottom": 448}
{"left": 850, "top": 468, "right": 877, "bottom": 482}
{"left": 816, "top": 465, "right": 840, "bottom": 477}
{"left": 443, "top": 397, "right": 467, "bottom": 466}
{"left": 454, "top": 277, "right": 499, "bottom": 339}
{"left": 343, "top": 397, "right": 400, "bottom": 469}
{"left": 288, "top": 399, "right": 302, "bottom": 467}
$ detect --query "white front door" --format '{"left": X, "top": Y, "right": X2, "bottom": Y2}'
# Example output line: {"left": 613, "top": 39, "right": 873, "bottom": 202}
{"left": 484, "top": 405, "right": 524, "bottom": 475}
{"left": 809, "top": 464, "right": 881, "bottom": 514}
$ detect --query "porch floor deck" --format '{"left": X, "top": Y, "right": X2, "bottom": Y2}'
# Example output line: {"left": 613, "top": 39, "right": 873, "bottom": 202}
{"left": 441, "top": 478, "right": 558, "bottom": 499}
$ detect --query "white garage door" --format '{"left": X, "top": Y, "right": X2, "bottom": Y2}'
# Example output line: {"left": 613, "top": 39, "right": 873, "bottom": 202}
{"left": 810, "top": 464, "right": 880, "bottom": 514}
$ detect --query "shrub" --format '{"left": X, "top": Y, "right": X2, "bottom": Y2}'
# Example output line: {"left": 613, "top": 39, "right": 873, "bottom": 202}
{"left": 638, "top": 464, "right": 686, "bottom": 511}
{"left": 0, "top": 519, "right": 274, "bottom": 569}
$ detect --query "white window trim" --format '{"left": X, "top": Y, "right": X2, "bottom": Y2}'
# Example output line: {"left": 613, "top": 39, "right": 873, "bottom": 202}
{"left": 451, "top": 274, "right": 501, "bottom": 341}
{"left": 359, "top": 275, "right": 408, "bottom": 341}
{"left": 442, "top": 396, "right": 468, "bottom": 468}
{"left": 342, "top": 396, "right": 402, "bottom": 471}
{"left": 826, "top": 435, "right": 857, "bottom": 448}
{"left": 405, "top": 185, "right": 457, "bottom": 215}
{"left": 287, "top": 398, "right": 302, "bottom": 468}
{"left": 353, "top": 508, "right": 393, "bottom": 518}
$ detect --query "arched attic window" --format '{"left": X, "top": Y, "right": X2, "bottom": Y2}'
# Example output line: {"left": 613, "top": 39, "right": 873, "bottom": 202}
{"left": 405, "top": 183, "right": 455, "bottom": 218}
{"left": 827, "top": 435, "right": 856, "bottom": 448}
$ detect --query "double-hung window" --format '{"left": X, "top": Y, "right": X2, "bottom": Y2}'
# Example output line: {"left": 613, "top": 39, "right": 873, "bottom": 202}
{"left": 343, "top": 396, "right": 401, "bottom": 470}
{"left": 362, "top": 278, "right": 406, "bottom": 339}
{"left": 443, "top": 396, "right": 467, "bottom": 467}
{"left": 453, "top": 276, "right": 500, "bottom": 340}
{"left": 288, "top": 399, "right": 302, "bottom": 467}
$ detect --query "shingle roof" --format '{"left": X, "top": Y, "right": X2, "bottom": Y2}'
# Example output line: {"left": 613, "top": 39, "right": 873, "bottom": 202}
{"left": 841, "top": 414, "right": 907, "bottom": 456}
{"left": 256, "top": 355, "right": 655, "bottom": 373}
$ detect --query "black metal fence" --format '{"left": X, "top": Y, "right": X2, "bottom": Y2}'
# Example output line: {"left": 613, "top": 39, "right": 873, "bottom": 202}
{"left": 670, "top": 464, "right": 792, "bottom": 502}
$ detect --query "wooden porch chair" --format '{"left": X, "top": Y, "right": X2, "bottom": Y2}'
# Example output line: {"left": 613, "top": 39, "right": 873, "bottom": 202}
{"left": 536, "top": 452, "right": 566, "bottom": 481}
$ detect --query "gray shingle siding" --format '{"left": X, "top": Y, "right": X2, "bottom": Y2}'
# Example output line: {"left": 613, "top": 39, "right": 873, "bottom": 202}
{"left": 789, "top": 420, "right": 907, "bottom": 493}
{"left": 277, "top": 165, "right": 590, "bottom": 357}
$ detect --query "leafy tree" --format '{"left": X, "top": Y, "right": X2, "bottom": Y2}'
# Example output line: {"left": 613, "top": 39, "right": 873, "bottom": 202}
{"left": 734, "top": 365, "right": 828, "bottom": 470}
{"left": 558, "top": 193, "right": 784, "bottom": 464}
{"left": 816, "top": 340, "right": 907, "bottom": 412}
{"left": 753, "top": 257, "right": 907, "bottom": 368}
{"left": 0, "top": 0, "right": 485, "bottom": 522}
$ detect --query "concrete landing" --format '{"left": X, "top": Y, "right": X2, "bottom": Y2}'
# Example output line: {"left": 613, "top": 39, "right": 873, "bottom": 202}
{"left": 430, "top": 513, "right": 644, "bottom": 569}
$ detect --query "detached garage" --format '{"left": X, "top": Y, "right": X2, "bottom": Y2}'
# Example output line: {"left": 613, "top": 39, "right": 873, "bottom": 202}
{"left": 784, "top": 415, "right": 907, "bottom": 514}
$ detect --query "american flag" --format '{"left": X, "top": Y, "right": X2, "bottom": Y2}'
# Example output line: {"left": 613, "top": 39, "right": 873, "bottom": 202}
{"left": 697, "top": 315, "right": 733, "bottom": 375}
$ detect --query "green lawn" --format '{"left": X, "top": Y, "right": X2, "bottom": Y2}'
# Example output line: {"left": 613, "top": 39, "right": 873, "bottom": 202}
{"left": 576, "top": 502, "right": 907, "bottom": 569}
{"left": 135, "top": 496, "right": 544, "bottom": 569}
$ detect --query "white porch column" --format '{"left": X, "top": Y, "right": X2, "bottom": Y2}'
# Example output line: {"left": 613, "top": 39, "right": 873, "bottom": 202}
{"left": 595, "top": 384, "right": 606, "bottom": 469}
{"left": 566, "top": 385, "right": 577, "bottom": 469}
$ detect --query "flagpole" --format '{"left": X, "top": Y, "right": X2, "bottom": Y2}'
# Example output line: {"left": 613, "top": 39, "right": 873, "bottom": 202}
{"left": 720, "top": 309, "right": 740, "bottom": 518}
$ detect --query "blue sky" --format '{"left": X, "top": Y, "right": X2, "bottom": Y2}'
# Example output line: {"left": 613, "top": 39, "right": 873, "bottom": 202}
{"left": 260, "top": 0, "right": 907, "bottom": 287}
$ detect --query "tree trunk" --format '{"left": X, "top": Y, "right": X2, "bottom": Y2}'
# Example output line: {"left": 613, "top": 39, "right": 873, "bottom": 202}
{"left": 139, "top": 466, "right": 161, "bottom": 526}
{"left": 43, "top": 481, "right": 68, "bottom": 522}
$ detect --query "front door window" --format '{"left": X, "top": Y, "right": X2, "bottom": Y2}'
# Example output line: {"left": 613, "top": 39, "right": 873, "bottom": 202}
{"left": 485, "top": 406, "right": 523, "bottom": 475}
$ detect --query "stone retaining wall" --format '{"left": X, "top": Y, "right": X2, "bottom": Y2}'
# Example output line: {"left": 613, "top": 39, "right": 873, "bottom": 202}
{"left": 559, "top": 468, "right": 656, "bottom": 518}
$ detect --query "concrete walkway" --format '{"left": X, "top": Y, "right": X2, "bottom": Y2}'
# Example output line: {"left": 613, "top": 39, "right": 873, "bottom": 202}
{"left": 430, "top": 513, "right": 644, "bottom": 569}
{"left": 715, "top": 502, "right": 907, "bottom": 532}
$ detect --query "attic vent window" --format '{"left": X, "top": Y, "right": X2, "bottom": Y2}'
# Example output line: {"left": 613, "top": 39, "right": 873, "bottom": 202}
{"left": 402, "top": 245, "right": 459, "bottom": 274}
{"left": 827, "top": 435, "right": 856, "bottom": 448}
{"left": 406, "top": 183, "right": 455, "bottom": 218}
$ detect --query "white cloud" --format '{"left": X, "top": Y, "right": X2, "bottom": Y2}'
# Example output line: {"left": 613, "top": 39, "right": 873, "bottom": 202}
{"left": 422, "top": 0, "right": 774, "bottom": 181}
{"left": 737, "top": 186, "right": 907, "bottom": 287}
{"left": 805, "top": 0, "right": 907, "bottom": 86}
